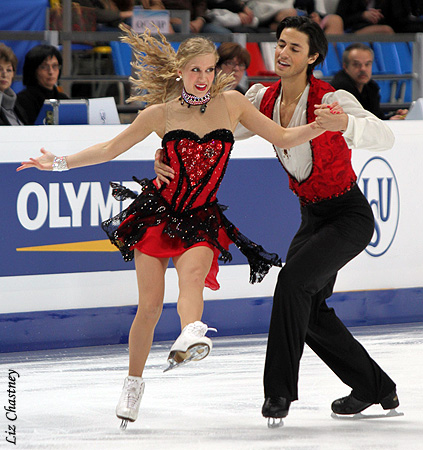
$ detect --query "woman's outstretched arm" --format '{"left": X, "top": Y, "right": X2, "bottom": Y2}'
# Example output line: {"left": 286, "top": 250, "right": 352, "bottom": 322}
{"left": 227, "top": 90, "right": 325, "bottom": 149}
{"left": 17, "top": 104, "right": 165, "bottom": 172}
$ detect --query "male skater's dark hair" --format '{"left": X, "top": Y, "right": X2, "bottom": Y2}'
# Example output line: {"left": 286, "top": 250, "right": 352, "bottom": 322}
{"left": 276, "top": 16, "right": 328, "bottom": 77}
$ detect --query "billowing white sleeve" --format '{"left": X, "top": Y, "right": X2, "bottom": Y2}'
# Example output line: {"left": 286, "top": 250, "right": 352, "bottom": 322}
{"left": 323, "top": 90, "right": 395, "bottom": 151}
{"left": 234, "top": 83, "right": 268, "bottom": 140}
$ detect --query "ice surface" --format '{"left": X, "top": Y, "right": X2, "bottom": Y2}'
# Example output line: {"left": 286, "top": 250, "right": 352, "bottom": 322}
{"left": 1, "top": 323, "right": 422, "bottom": 449}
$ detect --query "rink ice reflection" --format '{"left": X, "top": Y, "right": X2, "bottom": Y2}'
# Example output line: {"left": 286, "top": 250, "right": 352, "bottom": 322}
{"left": 1, "top": 323, "right": 422, "bottom": 449}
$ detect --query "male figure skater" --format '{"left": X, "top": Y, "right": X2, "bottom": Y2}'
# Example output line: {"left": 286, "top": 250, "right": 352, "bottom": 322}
{"left": 239, "top": 16, "right": 398, "bottom": 425}
{"left": 154, "top": 17, "right": 399, "bottom": 426}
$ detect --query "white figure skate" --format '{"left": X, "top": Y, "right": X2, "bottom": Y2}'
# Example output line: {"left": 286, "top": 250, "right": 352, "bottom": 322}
{"left": 164, "top": 321, "right": 217, "bottom": 372}
{"left": 116, "top": 376, "right": 145, "bottom": 430}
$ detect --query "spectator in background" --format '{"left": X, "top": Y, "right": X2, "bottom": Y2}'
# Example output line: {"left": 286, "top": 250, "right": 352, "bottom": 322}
{"left": 294, "top": 0, "right": 344, "bottom": 34}
{"left": 135, "top": 1, "right": 176, "bottom": 33}
{"left": 137, "top": 0, "right": 166, "bottom": 9}
{"left": 75, "top": 0, "right": 134, "bottom": 30}
{"left": 331, "top": 43, "right": 407, "bottom": 120}
{"left": 161, "top": 0, "right": 233, "bottom": 33}
{"left": 17, "top": 45, "right": 69, "bottom": 125}
{"left": 206, "top": 1, "right": 259, "bottom": 33}
{"left": 216, "top": 42, "right": 250, "bottom": 94}
{"left": 382, "top": 0, "right": 423, "bottom": 33}
{"left": 246, "top": 0, "right": 297, "bottom": 31}
{"left": 115, "top": 0, "right": 135, "bottom": 9}
{"left": 0, "top": 44, "right": 29, "bottom": 125}
{"left": 336, "top": 0, "right": 394, "bottom": 34}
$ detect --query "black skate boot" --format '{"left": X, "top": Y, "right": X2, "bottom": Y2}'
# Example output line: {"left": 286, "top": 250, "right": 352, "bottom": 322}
{"left": 331, "top": 389, "right": 399, "bottom": 416}
{"left": 262, "top": 397, "right": 291, "bottom": 428}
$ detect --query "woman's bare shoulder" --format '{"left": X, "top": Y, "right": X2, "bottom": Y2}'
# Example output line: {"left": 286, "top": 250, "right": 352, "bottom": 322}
{"left": 221, "top": 90, "right": 251, "bottom": 110}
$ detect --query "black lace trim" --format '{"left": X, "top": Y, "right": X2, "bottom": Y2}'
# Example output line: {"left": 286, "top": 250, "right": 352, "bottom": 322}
{"left": 101, "top": 178, "right": 281, "bottom": 284}
{"left": 162, "top": 128, "right": 234, "bottom": 146}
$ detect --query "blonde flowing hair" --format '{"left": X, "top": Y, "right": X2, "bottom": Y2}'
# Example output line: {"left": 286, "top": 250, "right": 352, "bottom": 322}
{"left": 119, "top": 25, "right": 234, "bottom": 106}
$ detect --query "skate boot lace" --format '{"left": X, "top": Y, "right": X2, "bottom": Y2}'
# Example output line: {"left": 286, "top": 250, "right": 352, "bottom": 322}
{"left": 124, "top": 380, "right": 141, "bottom": 408}
{"left": 186, "top": 321, "right": 217, "bottom": 337}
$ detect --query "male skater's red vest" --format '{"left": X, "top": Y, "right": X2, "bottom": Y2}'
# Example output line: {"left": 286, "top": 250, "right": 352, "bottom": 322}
{"left": 260, "top": 75, "right": 357, "bottom": 205}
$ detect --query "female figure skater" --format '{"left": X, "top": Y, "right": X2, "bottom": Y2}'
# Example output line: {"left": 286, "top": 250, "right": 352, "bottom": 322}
{"left": 17, "top": 27, "right": 335, "bottom": 428}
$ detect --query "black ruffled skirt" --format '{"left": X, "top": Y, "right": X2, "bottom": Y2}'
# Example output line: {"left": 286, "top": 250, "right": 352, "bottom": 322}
{"left": 101, "top": 177, "right": 281, "bottom": 285}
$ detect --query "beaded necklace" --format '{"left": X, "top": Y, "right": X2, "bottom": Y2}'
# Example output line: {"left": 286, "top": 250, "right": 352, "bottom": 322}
{"left": 180, "top": 88, "right": 211, "bottom": 113}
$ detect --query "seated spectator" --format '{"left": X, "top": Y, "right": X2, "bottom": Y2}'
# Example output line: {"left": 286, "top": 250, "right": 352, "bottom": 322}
{"left": 162, "top": 0, "right": 233, "bottom": 33}
{"left": 0, "top": 44, "right": 29, "bottom": 126}
{"left": 245, "top": 0, "right": 297, "bottom": 31}
{"left": 336, "top": 0, "right": 394, "bottom": 34}
{"left": 207, "top": 0, "right": 259, "bottom": 33}
{"left": 216, "top": 42, "right": 250, "bottom": 94}
{"left": 294, "top": 0, "right": 344, "bottom": 34}
{"left": 136, "top": 0, "right": 170, "bottom": 9}
{"left": 17, "top": 45, "right": 69, "bottom": 125}
{"left": 331, "top": 43, "right": 407, "bottom": 120}
{"left": 75, "top": 0, "right": 134, "bottom": 30}
{"left": 382, "top": 0, "right": 423, "bottom": 33}
{"left": 116, "top": 0, "right": 134, "bottom": 8}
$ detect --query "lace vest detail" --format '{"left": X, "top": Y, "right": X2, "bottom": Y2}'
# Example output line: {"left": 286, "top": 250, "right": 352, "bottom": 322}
{"left": 260, "top": 76, "right": 357, "bottom": 205}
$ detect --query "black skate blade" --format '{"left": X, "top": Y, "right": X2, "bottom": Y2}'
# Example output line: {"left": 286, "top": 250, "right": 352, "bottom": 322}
{"left": 267, "top": 417, "right": 284, "bottom": 428}
{"left": 331, "top": 409, "right": 404, "bottom": 420}
{"left": 163, "top": 344, "right": 210, "bottom": 372}
{"left": 120, "top": 419, "right": 128, "bottom": 430}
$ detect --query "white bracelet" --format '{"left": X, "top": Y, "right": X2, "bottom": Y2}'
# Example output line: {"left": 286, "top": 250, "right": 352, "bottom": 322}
{"left": 52, "top": 156, "right": 69, "bottom": 172}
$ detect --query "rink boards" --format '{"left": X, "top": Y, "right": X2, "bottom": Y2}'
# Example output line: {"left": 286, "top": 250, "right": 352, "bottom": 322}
{"left": 1, "top": 123, "right": 422, "bottom": 352}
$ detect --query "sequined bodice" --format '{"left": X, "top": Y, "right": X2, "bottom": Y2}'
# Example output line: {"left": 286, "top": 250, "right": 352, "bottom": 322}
{"left": 159, "top": 129, "right": 234, "bottom": 212}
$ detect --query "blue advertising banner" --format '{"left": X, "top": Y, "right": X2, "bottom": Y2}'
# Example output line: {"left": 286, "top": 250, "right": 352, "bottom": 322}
{"left": 2, "top": 122, "right": 423, "bottom": 352}
{"left": 2, "top": 158, "right": 299, "bottom": 278}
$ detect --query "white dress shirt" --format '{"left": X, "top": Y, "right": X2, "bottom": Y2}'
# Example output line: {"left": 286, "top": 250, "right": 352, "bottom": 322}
{"left": 235, "top": 83, "right": 395, "bottom": 182}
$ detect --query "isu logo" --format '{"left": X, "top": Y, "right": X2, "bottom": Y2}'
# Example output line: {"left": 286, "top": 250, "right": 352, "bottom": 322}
{"left": 357, "top": 157, "right": 400, "bottom": 257}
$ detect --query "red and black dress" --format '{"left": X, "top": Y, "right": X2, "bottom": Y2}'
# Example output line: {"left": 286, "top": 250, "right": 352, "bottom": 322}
{"left": 102, "top": 128, "right": 281, "bottom": 290}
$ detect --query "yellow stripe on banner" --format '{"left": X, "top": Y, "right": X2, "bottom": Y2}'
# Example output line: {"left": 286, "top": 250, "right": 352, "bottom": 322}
{"left": 16, "top": 240, "right": 118, "bottom": 252}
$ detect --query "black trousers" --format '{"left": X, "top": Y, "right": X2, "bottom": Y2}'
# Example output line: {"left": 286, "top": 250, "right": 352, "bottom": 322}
{"left": 264, "top": 185, "right": 396, "bottom": 402}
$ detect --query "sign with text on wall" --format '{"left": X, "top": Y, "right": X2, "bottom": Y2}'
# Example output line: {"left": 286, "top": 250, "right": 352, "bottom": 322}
{"left": 131, "top": 8, "right": 170, "bottom": 34}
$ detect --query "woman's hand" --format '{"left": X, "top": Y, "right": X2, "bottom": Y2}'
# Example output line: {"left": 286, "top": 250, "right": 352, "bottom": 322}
{"left": 390, "top": 108, "right": 408, "bottom": 120}
{"left": 16, "top": 148, "right": 55, "bottom": 172}
{"left": 363, "top": 8, "right": 384, "bottom": 24}
{"left": 154, "top": 148, "right": 174, "bottom": 189}
{"left": 190, "top": 17, "right": 204, "bottom": 33}
{"left": 314, "top": 103, "right": 348, "bottom": 132}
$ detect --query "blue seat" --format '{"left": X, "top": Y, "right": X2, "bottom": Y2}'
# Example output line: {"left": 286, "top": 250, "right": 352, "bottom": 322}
{"left": 316, "top": 43, "right": 341, "bottom": 76}
{"left": 335, "top": 42, "right": 352, "bottom": 60}
{"left": 109, "top": 41, "right": 135, "bottom": 104}
{"left": 372, "top": 42, "right": 401, "bottom": 74}
{"left": 57, "top": 43, "right": 93, "bottom": 52}
{"left": 372, "top": 42, "right": 402, "bottom": 103}
{"left": 170, "top": 42, "right": 180, "bottom": 53}
{"left": 395, "top": 42, "right": 413, "bottom": 102}
{"left": 1, "top": 0, "right": 49, "bottom": 75}
{"left": 11, "top": 81, "right": 24, "bottom": 94}
{"left": 110, "top": 41, "right": 133, "bottom": 77}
